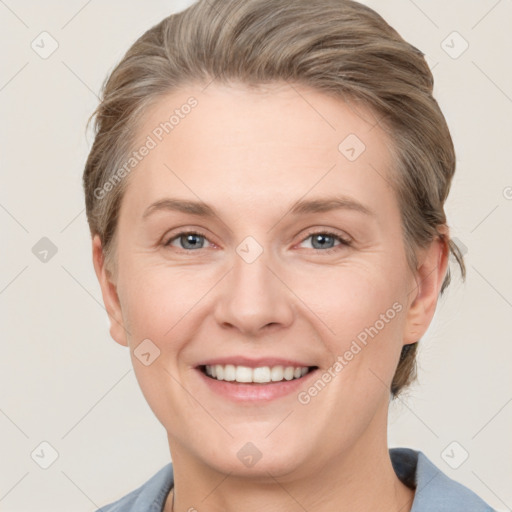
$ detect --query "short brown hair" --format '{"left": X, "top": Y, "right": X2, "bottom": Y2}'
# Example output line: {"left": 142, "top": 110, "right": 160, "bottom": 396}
{"left": 83, "top": 0, "right": 466, "bottom": 397}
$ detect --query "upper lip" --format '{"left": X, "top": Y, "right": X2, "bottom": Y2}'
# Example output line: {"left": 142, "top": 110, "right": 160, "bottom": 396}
{"left": 196, "top": 356, "right": 315, "bottom": 368}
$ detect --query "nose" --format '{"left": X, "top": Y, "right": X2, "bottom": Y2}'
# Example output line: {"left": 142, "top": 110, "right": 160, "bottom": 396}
{"left": 213, "top": 245, "right": 295, "bottom": 336}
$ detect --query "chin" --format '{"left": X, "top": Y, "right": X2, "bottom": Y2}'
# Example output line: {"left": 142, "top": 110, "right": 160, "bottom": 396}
{"left": 191, "top": 433, "right": 314, "bottom": 480}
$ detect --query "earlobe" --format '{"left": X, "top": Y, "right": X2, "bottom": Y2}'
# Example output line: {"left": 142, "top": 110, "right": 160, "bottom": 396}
{"left": 92, "top": 235, "right": 128, "bottom": 347}
{"left": 403, "top": 231, "right": 450, "bottom": 346}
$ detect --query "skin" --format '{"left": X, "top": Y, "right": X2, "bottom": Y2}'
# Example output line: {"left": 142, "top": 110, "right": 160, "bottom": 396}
{"left": 93, "top": 82, "right": 449, "bottom": 512}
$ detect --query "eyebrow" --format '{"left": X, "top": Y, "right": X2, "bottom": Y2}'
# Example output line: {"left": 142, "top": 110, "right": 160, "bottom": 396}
{"left": 142, "top": 195, "right": 375, "bottom": 220}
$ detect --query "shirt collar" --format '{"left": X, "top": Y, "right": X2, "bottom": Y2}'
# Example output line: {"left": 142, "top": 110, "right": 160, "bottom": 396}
{"left": 390, "top": 447, "right": 493, "bottom": 511}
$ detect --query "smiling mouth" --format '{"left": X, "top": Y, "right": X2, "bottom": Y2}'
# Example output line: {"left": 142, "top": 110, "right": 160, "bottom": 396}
{"left": 199, "top": 364, "right": 318, "bottom": 384}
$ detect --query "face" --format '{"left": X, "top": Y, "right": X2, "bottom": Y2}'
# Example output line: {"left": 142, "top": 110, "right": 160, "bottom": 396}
{"left": 93, "top": 82, "right": 447, "bottom": 479}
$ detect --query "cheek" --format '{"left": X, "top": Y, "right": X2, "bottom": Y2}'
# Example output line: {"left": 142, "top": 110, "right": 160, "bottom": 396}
{"left": 294, "top": 261, "right": 405, "bottom": 337}
{"left": 118, "top": 266, "right": 206, "bottom": 428}
{"left": 119, "top": 263, "right": 210, "bottom": 341}
{"left": 300, "top": 264, "right": 408, "bottom": 386}
{"left": 120, "top": 252, "right": 407, "bottom": 358}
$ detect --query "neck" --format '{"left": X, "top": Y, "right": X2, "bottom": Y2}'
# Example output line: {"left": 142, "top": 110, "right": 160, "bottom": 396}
{"left": 164, "top": 407, "right": 414, "bottom": 512}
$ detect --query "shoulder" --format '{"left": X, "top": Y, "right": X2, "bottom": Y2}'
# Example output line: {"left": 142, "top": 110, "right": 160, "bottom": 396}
{"left": 95, "top": 462, "right": 174, "bottom": 512}
{"left": 390, "top": 447, "right": 496, "bottom": 511}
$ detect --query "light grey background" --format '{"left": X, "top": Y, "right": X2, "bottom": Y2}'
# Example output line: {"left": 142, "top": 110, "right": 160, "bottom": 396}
{"left": 1, "top": 1, "right": 511, "bottom": 510}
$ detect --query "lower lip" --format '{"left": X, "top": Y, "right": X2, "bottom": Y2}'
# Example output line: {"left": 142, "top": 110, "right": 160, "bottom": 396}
{"left": 197, "top": 368, "right": 318, "bottom": 402}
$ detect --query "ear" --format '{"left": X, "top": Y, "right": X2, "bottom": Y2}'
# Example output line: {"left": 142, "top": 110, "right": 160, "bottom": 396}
{"left": 403, "top": 228, "right": 450, "bottom": 346}
{"left": 92, "top": 234, "right": 128, "bottom": 347}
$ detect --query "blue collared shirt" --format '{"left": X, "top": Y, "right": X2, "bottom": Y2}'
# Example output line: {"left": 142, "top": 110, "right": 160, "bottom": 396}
{"left": 96, "top": 447, "right": 496, "bottom": 511}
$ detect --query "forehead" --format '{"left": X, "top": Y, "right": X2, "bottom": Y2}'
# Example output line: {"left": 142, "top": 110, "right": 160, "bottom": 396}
{"left": 122, "top": 82, "right": 397, "bottom": 222}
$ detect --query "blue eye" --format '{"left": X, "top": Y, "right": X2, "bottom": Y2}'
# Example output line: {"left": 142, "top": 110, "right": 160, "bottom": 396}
{"left": 300, "top": 231, "right": 351, "bottom": 252}
{"left": 164, "top": 231, "right": 210, "bottom": 250}
{"left": 163, "top": 230, "right": 351, "bottom": 253}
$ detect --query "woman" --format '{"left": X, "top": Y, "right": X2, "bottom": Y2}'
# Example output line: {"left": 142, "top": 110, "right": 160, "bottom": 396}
{"left": 83, "top": 0, "right": 495, "bottom": 510}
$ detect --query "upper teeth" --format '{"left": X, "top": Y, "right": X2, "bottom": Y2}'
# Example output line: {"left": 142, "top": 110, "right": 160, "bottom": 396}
{"left": 204, "top": 365, "right": 310, "bottom": 383}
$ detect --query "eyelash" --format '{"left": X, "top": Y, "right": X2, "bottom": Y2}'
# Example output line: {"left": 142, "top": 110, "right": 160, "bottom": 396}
{"left": 163, "top": 229, "right": 352, "bottom": 254}
{"left": 303, "top": 230, "right": 352, "bottom": 253}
